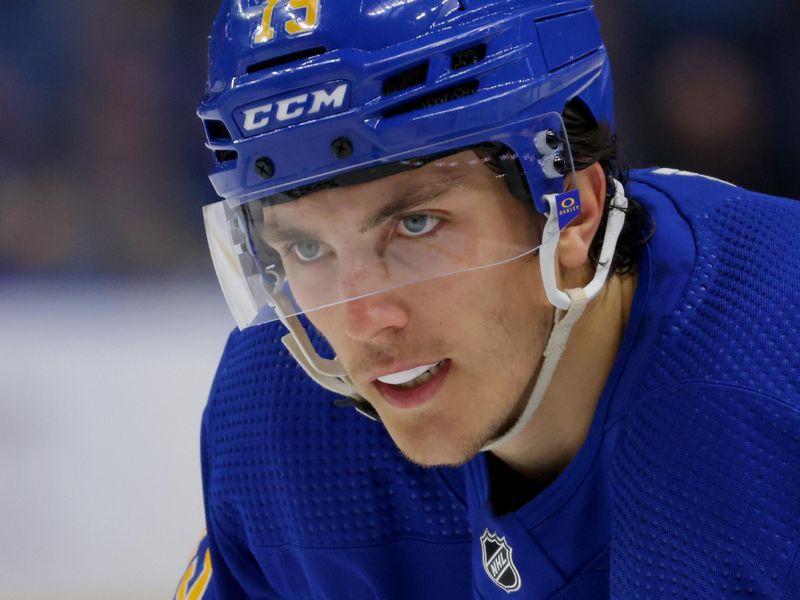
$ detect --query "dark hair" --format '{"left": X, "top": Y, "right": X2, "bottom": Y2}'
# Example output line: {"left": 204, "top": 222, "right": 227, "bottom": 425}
{"left": 563, "top": 99, "right": 654, "bottom": 276}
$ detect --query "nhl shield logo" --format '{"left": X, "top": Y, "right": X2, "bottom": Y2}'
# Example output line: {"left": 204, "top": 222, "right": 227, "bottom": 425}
{"left": 480, "top": 529, "right": 522, "bottom": 593}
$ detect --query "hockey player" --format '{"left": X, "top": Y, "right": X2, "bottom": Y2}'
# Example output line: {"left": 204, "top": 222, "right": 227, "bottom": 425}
{"left": 177, "top": 1, "right": 800, "bottom": 598}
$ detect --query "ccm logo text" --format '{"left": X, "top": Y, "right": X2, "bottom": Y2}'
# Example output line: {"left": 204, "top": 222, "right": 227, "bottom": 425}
{"left": 241, "top": 83, "right": 349, "bottom": 132}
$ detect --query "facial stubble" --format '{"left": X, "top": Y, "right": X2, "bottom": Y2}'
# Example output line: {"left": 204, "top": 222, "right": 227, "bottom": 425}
{"left": 376, "top": 299, "right": 554, "bottom": 468}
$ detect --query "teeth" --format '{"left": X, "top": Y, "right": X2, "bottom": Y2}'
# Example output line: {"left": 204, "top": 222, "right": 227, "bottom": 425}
{"left": 397, "top": 361, "right": 443, "bottom": 389}
{"left": 377, "top": 361, "right": 442, "bottom": 386}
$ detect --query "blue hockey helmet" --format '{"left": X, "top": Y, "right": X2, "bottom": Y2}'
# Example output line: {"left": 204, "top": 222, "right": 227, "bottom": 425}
{"left": 199, "top": 0, "right": 615, "bottom": 331}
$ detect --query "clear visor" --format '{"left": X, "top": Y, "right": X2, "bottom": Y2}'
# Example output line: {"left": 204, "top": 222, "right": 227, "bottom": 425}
{"left": 205, "top": 114, "right": 576, "bottom": 329}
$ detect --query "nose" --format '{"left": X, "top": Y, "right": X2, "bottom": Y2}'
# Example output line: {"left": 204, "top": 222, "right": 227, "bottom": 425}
{"left": 342, "top": 292, "right": 409, "bottom": 342}
{"left": 335, "top": 251, "right": 410, "bottom": 341}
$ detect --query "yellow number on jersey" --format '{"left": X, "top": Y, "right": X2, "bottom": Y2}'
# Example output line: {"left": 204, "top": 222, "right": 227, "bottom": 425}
{"left": 285, "top": 0, "right": 320, "bottom": 35}
{"left": 174, "top": 547, "right": 212, "bottom": 600}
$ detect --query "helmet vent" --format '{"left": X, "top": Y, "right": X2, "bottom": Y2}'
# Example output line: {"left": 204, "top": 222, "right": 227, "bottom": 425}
{"left": 246, "top": 46, "right": 328, "bottom": 75}
{"left": 382, "top": 62, "right": 430, "bottom": 96}
{"left": 205, "top": 119, "right": 232, "bottom": 143}
{"left": 383, "top": 80, "right": 479, "bottom": 118}
{"left": 451, "top": 43, "right": 487, "bottom": 70}
{"left": 214, "top": 150, "right": 238, "bottom": 164}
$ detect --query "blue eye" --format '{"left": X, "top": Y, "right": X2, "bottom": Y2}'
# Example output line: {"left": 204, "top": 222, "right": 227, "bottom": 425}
{"left": 292, "top": 240, "right": 326, "bottom": 262}
{"left": 398, "top": 214, "right": 440, "bottom": 236}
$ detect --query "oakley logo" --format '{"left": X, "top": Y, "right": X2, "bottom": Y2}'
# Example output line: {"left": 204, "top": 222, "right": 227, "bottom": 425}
{"left": 555, "top": 190, "right": 581, "bottom": 230}
{"left": 238, "top": 82, "right": 350, "bottom": 135}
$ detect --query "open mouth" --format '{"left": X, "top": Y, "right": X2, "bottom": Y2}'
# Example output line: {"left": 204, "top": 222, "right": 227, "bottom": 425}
{"left": 376, "top": 360, "right": 446, "bottom": 388}
{"left": 373, "top": 359, "right": 452, "bottom": 409}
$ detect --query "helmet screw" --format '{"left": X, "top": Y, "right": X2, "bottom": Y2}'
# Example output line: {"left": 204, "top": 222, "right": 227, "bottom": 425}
{"left": 545, "top": 129, "right": 560, "bottom": 150}
{"left": 331, "top": 137, "right": 354, "bottom": 159}
{"left": 255, "top": 157, "right": 275, "bottom": 179}
{"left": 553, "top": 153, "right": 567, "bottom": 174}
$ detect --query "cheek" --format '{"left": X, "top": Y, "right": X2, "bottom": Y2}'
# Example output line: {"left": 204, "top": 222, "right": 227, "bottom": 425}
{"left": 284, "top": 267, "right": 331, "bottom": 314}
{"left": 425, "top": 258, "right": 549, "bottom": 356}
{"left": 468, "top": 257, "right": 547, "bottom": 323}
{"left": 467, "top": 261, "right": 551, "bottom": 376}
{"left": 304, "top": 305, "right": 347, "bottom": 361}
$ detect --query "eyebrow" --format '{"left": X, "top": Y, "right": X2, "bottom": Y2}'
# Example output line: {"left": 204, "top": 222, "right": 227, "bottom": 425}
{"left": 260, "top": 223, "right": 317, "bottom": 245}
{"left": 360, "top": 179, "right": 456, "bottom": 232}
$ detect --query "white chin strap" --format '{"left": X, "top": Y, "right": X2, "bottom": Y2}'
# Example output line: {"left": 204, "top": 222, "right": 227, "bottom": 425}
{"left": 482, "top": 179, "right": 628, "bottom": 452}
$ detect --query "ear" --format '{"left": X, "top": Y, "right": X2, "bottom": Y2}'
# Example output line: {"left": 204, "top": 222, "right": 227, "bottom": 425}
{"left": 557, "top": 162, "right": 606, "bottom": 270}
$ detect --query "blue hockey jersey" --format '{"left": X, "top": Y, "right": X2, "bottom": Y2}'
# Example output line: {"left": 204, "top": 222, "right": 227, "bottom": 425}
{"left": 179, "top": 170, "right": 800, "bottom": 599}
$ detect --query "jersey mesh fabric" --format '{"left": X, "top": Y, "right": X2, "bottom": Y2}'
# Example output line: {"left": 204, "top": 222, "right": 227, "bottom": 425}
{"left": 203, "top": 318, "right": 473, "bottom": 598}
{"left": 611, "top": 186, "right": 800, "bottom": 598}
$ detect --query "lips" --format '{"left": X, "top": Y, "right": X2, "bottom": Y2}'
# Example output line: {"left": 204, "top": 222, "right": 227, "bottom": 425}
{"left": 373, "top": 359, "right": 452, "bottom": 410}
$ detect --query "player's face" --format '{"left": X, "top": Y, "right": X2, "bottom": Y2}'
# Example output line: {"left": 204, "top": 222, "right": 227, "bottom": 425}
{"left": 265, "top": 152, "right": 553, "bottom": 466}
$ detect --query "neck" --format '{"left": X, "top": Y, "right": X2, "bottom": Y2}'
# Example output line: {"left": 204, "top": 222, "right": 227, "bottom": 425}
{"left": 491, "top": 271, "right": 637, "bottom": 480}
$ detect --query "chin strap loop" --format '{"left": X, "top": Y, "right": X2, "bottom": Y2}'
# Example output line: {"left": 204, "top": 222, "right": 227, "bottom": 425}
{"left": 539, "top": 180, "right": 628, "bottom": 310}
{"left": 279, "top": 325, "right": 381, "bottom": 419}
{"left": 270, "top": 293, "right": 360, "bottom": 398}
{"left": 481, "top": 287, "right": 588, "bottom": 452}
{"left": 280, "top": 330, "right": 354, "bottom": 396}
{"left": 280, "top": 328, "right": 380, "bottom": 419}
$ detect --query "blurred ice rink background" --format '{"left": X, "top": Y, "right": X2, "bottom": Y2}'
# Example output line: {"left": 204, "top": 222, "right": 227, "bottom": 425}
{"left": 1, "top": 2, "right": 798, "bottom": 598}
{"left": 0, "top": 280, "right": 231, "bottom": 600}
